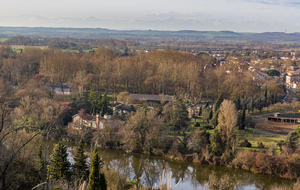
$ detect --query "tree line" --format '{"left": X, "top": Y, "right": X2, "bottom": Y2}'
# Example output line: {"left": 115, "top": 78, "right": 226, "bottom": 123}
{"left": 0, "top": 44, "right": 286, "bottom": 101}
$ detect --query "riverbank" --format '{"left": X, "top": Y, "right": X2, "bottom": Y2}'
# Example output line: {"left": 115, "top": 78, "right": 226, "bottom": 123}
{"left": 58, "top": 141, "right": 294, "bottom": 190}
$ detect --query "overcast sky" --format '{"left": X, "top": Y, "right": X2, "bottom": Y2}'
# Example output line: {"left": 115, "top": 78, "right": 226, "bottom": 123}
{"left": 1, "top": 0, "right": 300, "bottom": 32}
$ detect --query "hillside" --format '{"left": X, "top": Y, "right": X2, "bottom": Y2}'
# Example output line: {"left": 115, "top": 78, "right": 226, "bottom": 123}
{"left": 0, "top": 26, "right": 300, "bottom": 43}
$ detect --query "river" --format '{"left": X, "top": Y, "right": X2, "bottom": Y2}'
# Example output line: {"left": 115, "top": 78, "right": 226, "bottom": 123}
{"left": 48, "top": 141, "right": 293, "bottom": 190}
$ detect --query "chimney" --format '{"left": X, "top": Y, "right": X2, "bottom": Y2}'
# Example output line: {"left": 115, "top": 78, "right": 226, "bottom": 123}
{"left": 96, "top": 114, "right": 100, "bottom": 128}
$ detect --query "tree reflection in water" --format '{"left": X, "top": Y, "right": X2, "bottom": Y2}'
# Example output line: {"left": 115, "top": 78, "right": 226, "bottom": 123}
{"left": 60, "top": 143, "right": 294, "bottom": 190}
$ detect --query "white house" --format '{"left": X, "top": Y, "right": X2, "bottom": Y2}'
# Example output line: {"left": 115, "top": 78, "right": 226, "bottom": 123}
{"left": 72, "top": 112, "right": 112, "bottom": 129}
{"left": 45, "top": 83, "right": 72, "bottom": 95}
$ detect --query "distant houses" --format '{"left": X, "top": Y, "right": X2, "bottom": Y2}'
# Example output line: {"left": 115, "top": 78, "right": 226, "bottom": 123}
{"left": 70, "top": 102, "right": 136, "bottom": 130}
{"left": 286, "top": 71, "right": 300, "bottom": 88}
{"left": 45, "top": 83, "right": 72, "bottom": 95}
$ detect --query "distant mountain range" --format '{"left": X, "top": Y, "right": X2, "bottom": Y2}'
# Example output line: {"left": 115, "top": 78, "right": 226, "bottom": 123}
{"left": 0, "top": 26, "right": 300, "bottom": 43}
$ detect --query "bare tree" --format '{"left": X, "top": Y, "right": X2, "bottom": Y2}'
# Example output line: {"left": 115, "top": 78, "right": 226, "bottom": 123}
{"left": 217, "top": 100, "right": 238, "bottom": 155}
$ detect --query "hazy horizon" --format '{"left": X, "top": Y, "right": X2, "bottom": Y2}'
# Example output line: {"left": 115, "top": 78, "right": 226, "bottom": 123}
{"left": 1, "top": 0, "right": 300, "bottom": 33}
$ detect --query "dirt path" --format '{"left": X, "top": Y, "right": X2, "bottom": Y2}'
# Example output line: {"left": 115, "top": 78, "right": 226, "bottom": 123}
{"left": 253, "top": 116, "right": 298, "bottom": 135}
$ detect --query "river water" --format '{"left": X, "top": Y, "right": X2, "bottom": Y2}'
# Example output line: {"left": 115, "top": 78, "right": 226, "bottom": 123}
{"left": 48, "top": 141, "right": 293, "bottom": 190}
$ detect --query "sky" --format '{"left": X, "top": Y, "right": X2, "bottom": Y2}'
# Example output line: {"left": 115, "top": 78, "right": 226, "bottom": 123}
{"left": 1, "top": 0, "right": 300, "bottom": 32}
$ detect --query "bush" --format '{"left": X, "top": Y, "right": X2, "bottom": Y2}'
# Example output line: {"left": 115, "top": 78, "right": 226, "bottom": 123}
{"left": 240, "top": 139, "right": 252, "bottom": 147}
{"left": 233, "top": 151, "right": 256, "bottom": 170}
{"left": 257, "top": 142, "right": 264, "bottom": 149}
{"left": 295, "top": 125, "right": 300, "bottom": 136}
{"left": 202, "top": 125, "right": 214, "bottom": 130}
{"left": 255, "top": 153, "right": 277, "bottom": 174}
{"left": 193, "top": 122, "right": 200, "bottom": 127}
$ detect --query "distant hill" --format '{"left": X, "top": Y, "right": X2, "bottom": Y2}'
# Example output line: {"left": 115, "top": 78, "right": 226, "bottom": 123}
{"left": 0, "top": 26, "right": 300, "bottom": 43}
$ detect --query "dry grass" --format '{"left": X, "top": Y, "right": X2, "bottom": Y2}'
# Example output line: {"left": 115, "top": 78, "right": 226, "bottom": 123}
{"left": 270, "top": 180, "right": 300, "bottom": 190}
{"left": 253, "top": 116, "right": 298, "bottom": 135}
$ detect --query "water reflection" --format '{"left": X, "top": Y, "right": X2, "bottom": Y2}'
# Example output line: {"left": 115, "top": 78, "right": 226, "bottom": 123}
{"left": 48, "top": 142, "right": 293, "bottom": 190}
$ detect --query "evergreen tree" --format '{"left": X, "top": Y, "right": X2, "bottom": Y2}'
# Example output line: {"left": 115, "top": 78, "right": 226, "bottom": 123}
{"left": 284, "top": 131, "right": 299, "bottom": 150}
{"left": 99, "top": 172, "right": 107, "bottom": 190}
{"left": 204, "top": 102, "right": 209, "bottom": 108}
{"left": 250, "top": 97, "right": 254, "bottom": 113}
{"left": 48, "top": 142, "right": 71, "bottom": 181}
{"left": 198, "top": 106, "right": 202, "bottom": 116}
{"left": 213, "top": 94, "right": 223, "bottom": 113}
{"left": 88, "top": 146, "right": 103, "bottom": 190}
{"left": 100, "top": 92, "right": 112, "bottom": 116}
{"left": 70, "top": 92, "right": 92, "bottom": 113}
{"left": 171, "top": 98, "right": 189, "bottom": 132}
{"left": 73, "top": 140, "right": 89, "bottom": 181}
{"left": 209, "top": 109, "right": 213, "bottom": 120}
{"left": 241, "top": 108, "right": 246, "bottom": 130}
{"left": 210, "top": 130, "right": 223, "bottom": 156}
{"left": 274, "top": 92, "right": 277, "bottom": 103}
{"left": 89, "top": 89, "right": 102, "bottom": 114}
{"left": 210, "top": 109, "right": 219, "bottom": 128}
{"left": 264, "top": 87, "right": 268, "bottom": 103}
{"left": 36, "top": 146, "right": 45, "bottom": 172}
{"left": 234, "top": 96, "right": 241, "bottom": 111}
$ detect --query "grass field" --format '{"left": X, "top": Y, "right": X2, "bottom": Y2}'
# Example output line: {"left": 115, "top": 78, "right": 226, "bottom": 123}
{"left": 0, "top": 38, "right": 7, "bottom": 42}
{"left": 10, "top": 45, "right": 48, "bottom": 52}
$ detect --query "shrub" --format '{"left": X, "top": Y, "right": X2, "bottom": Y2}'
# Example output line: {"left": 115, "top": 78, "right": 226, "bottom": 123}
{"left": 240, "top": 139, "right": 252, "bottom": 147}
{"left": 270, "top": 180, "right": 300, "bottom": 190}
{"left": 295, "top": 125, "right": 300, "bottom": 136}
{"left": 233, "top": 151, "right": 256, "bottom": 170}
{"left": 193, "top": 122, "right": 200, "bottom": 127}
{"left": 255, "top": 153, "right": 277, "bottom": 175}
{"left": 257, "top": 142, "right": 264, "bottom": 149}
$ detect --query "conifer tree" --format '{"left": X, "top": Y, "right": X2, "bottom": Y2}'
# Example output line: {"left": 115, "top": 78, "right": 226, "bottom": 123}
{"left": 99, "top": 172, "right": 107, "bottom": 190}
{"left": 36, "top": 145, "right": 45, "bottom": 173}
{"left": 209, "top": 109, "right": 213, "bottom": 120}
{"left": 234, "top": 96, "right": 241, "bottom": 111}
{"left": 35, "top": 146, "right": 47, "bottom": 190}
{"left": 171, "top": 97, "right": 189, "bottom": 132}
{"left": 48, "top": 142, "right": 71, "bottom": 181}
{"left": 89, "top": 89, "right": 102, "bottom": 114}
{"left": 210, "top": 109, "right": 219, "bottom": 128}
{"left": 199, "top": 106, "right": 202, "bottom": 116}
{"left": 100, "top": 92, "right": 112, "bottom": 116}
{"left": 88, "top": 146, "right": 102, "bottom": 190}
{"left": 73, "top": 140, "right": 89, "bottom": 181}
{"left": 264, "top": 87, "right": 268, "bottom": 103}
{"left": 204, "top": 102, "right": 209, "bottom": 108}
{"left": 213, "top": 93, "right": 223, "bottom": 113}
{"left": 241, "top": 107, "right": 246, "bottom": 130}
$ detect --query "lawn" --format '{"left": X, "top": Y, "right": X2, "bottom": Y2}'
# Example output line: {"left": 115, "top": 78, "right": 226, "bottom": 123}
{"left": 236, "top": 129, "right": 285, "bottom": 153}
{"left": 169, "top": 115, "right": 289, "bottom": 154}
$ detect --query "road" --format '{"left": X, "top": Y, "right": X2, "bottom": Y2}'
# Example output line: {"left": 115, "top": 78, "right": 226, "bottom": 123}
{"left": 283, "top": 87, "right": 297, "bottom": 104}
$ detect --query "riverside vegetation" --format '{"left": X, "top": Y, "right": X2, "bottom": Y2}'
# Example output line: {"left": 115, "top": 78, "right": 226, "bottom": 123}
{"left": 0, "top": 44, "right": 299, "bottom": 189}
